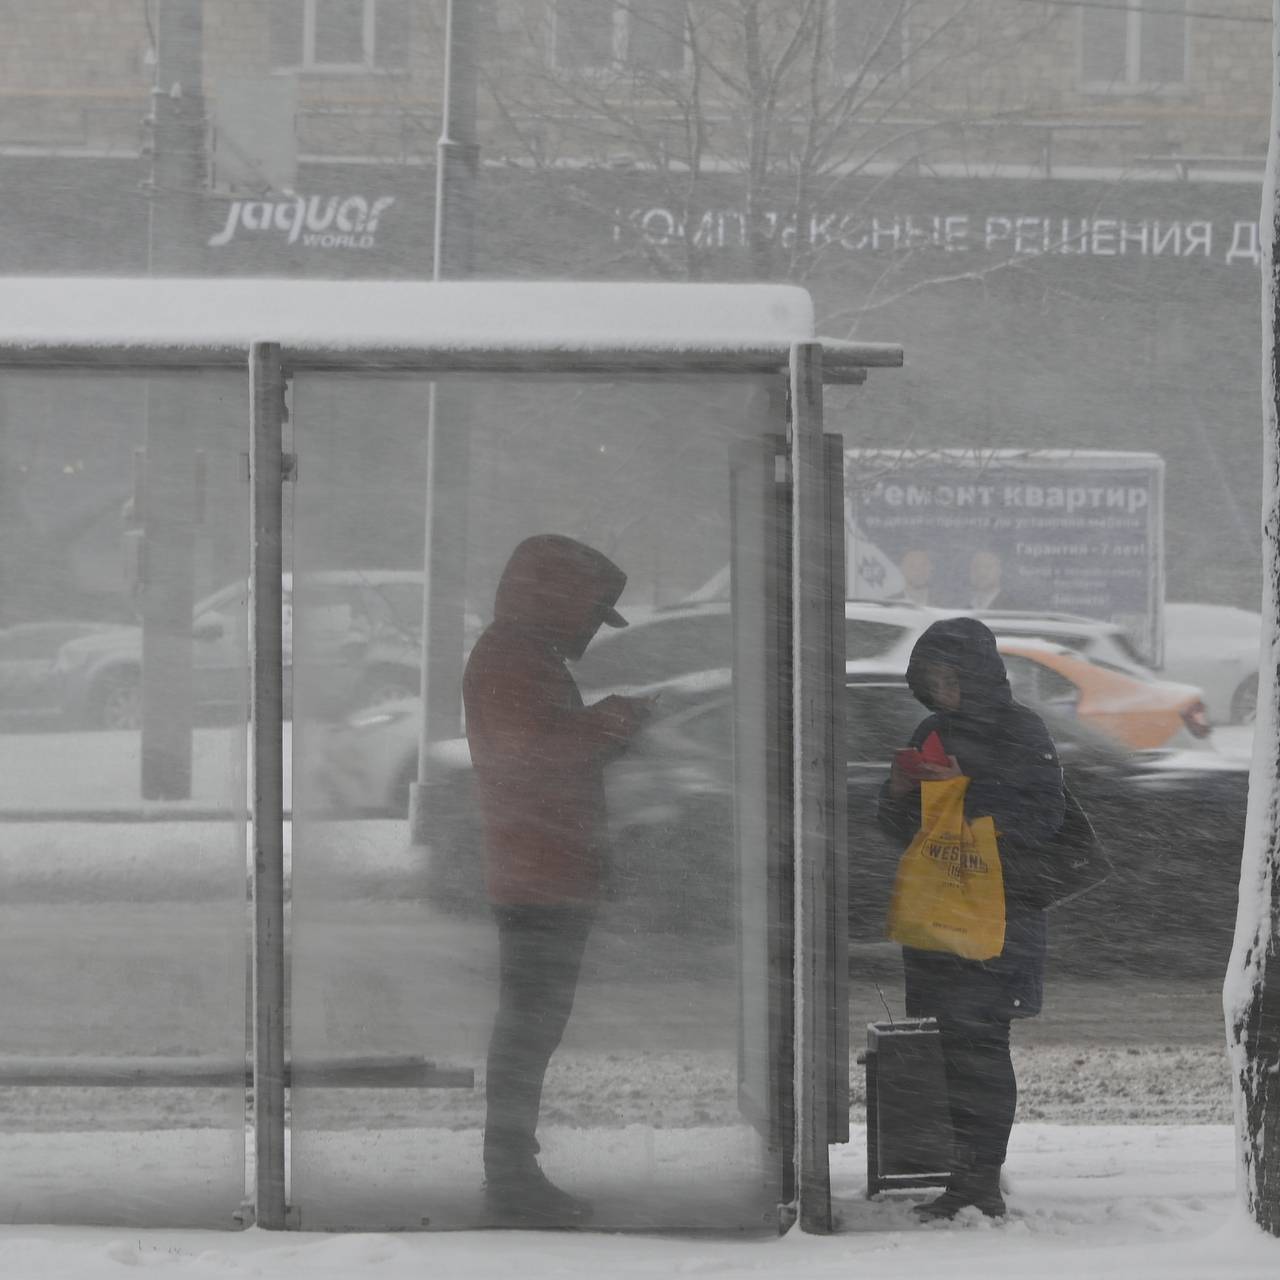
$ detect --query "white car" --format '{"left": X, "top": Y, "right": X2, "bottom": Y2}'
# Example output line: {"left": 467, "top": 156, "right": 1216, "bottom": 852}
{"left": 566, "top": 598, "right": 1171, "bottom": 707}
{"left": 1162, "top": 602, "right": 1262, "bottom": 724}
{"left": 569, "top": 598, "right": 933, "bottom": 696}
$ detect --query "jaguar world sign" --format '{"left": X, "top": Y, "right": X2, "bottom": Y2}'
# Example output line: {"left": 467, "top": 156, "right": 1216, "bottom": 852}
{"left": 208, "top": 192, "right": 398, "bottom": 251}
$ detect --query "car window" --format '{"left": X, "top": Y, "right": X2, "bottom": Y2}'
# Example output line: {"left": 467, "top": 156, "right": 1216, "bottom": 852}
{"left": 1051, "top": 635, "right": 1088, "bottom": 653}
{"left": 844, "top": 619, "right": 907, "bottom": 661}
{"left": 1038, "top": 666, "right": 1079, "bottom": 704}
{"left": 846, "top": 684, "right": 924, "bottom": 762}
{"left": 292, "top": 586, "right": 373, "bottom": 656}
{"left": 1002, "top": 654, "right": 1078, "bottom": 706}
{"left": 0, "top": 626, "right": 85, "bottom": 659}
{"left": 1086, "top": 632, "right": 1152, "bottom": 672}
{"left": 363, "top": 582, "right": 423, "bottom": 636}
{"left": 573, "top": 614, "right": 731, "bottom": 690}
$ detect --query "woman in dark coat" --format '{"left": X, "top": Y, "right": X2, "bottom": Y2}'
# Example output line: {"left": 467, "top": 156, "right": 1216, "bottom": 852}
{"left": 878, "top": 617, "right": 1065, "bottom": 1220}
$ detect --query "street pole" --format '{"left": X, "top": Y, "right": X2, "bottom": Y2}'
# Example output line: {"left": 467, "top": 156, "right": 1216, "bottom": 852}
{"left": 790, "top": 342, "right": 834, "bottom": 1233}
{"left": 409, "top": 0, "right": 478, "bottom": 843}
{"left": 249, "top": 343, "right": 288, "bottom": 1230}
{"left": 140, "top": 0, "right": 204, "bottom": 798}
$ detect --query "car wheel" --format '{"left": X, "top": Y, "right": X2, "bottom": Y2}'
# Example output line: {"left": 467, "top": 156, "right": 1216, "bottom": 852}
{"left": 1231, "top": 674, "right": 1258, "bottom": 725}
{"left": 356, "top": 668, "right": 419, "bottom": 711}
{"left": 92, "top": 668, "right": 142, "bottom": 730}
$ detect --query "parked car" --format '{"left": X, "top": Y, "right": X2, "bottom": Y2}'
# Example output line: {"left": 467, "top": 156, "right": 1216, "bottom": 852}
{"left": 1162, "top": 602, "right": 1262, "bottom": 724}
{"left": 571, "top": 598, "right": 1166, "bottom": 706}
{"left": 569, "top": 598, "right": 935, "bottom": 696}
{"left": 312, "top": 664, "right": 1247, "bottom": 970}
{"left": 994, "top": 636, "right": 1211, "bottom": 750}
{"left": 51, "top": 570, "right": 423, "bottom": 729}
{"left": 0, "top": 621, "right": 115, "bottom": 726}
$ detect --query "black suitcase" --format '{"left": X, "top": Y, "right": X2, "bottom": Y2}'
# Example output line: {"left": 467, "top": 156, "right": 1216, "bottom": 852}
{"left": 861, "top": 1019, "right": 953, "bottom": 1198}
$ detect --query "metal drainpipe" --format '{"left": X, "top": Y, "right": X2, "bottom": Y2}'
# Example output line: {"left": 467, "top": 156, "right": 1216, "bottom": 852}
{"left": 410, "top": 0, "right": 480, "bottom": 845}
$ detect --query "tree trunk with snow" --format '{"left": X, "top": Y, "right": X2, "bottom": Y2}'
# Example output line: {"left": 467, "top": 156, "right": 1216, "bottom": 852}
{"left": 1226, "top": 0, "right": 1280, "bottom": 1237}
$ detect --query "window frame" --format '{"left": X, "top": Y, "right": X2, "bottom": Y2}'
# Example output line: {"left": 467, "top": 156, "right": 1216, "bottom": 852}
{"left": 275, "top": 0, "right": 406, "bottom": 76}
{"left": 1077, "top": 0, "right": 1190, "bottom": 94}
{"left": 549, "top": 0, "right": 691, "bottom": 77}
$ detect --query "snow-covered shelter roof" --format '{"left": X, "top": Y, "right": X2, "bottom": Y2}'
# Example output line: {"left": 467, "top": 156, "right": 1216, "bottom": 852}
{"left": 0, "top": 278, "right": 901, "bottom": 380}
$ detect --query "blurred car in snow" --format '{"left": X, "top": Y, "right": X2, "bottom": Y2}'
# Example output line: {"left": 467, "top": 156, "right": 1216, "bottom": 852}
{"left": 572, "top": 597, "right": 1167, "bottom": 709}
{"left": 964, "top": 608, "right": 1156, "bottom": 679}
{"left": 51, "top": 570, "right": 423, "bottom": 729}
{"left": 995, "top": 637, "right": 1211, "bottom": 750}
{"left": 312, "top": 664, "right": 1247, "bottom": 967}
{"left": 1161, "top": 602, "right": 1262, "bottom": 724}
{"left": 569, "top": 598, "right": 933, "bottom": 696}
{"left": 0, "top": 620, "right": 114, "bottom": 726}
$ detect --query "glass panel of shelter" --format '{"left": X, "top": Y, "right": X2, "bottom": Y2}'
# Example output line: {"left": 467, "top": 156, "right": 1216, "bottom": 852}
{"left": 285, "top": 369, "right": 792, "bottom": 1231}
{"left": 0, "top": 369, "right": 250, "bottom": 1226}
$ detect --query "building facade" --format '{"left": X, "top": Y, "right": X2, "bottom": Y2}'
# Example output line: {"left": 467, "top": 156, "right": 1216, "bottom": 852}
{"left": 0, "top": 1, "right": 1271, "bottom": 619}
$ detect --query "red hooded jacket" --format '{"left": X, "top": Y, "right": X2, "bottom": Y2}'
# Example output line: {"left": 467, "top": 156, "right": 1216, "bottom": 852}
{"left": 463, "top": 536, "right": 644, "bottom": 906}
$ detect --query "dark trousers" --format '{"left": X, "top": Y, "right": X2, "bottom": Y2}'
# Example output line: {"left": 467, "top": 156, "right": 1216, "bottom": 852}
{"left": 484, "top": 905, "right": 593, "bottom": 1174}
{"left": 904, "top": 949, "right": 1019, "bottom": 1171}
{"left": 934, "top": 1017, "right": 1016, "bottom": 1170}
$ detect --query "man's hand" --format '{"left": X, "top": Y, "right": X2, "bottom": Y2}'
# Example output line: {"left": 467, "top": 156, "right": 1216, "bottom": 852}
{"left": 594, "top": 693, "right": 659, "bottom": 743}
{"left": 618, "top": 693, "right": 660, "bottom": 730}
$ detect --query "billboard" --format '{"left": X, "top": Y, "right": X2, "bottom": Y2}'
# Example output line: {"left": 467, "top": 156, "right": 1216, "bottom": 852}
{"left": 845, "top": 450, "right": 1165, "bottom": 662}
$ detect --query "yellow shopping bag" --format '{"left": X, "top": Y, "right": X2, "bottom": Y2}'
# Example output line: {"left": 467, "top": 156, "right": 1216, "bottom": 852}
{"left": 885, "top": 777, "right": 1006, "bottom": 961}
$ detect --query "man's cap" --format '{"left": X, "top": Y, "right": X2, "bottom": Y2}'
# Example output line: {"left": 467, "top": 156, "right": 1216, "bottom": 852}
{"left": 603, "top": 605, "right": 628, "bottom": 628}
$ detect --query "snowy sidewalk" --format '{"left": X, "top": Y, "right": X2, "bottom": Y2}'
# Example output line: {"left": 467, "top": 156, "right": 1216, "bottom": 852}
{"left": 0, "top": 1124, "right": 1274, "bottom": 1279}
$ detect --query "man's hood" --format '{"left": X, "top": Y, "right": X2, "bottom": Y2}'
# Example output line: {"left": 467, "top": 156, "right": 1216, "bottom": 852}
{"left": 906, "top": 616, "right": 1013, "bottom": 716}
{"left": 492, "top": 534, "right": 627, "bottom": 658}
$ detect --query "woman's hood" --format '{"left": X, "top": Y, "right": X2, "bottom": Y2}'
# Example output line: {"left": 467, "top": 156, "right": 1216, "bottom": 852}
{"left": 906, "top": 616, "right": 1013, "bottom": 716}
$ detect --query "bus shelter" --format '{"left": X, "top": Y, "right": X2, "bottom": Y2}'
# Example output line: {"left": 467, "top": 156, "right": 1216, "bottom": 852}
{"left": 0, "top": 278, "right": 900, "bottom": 1233}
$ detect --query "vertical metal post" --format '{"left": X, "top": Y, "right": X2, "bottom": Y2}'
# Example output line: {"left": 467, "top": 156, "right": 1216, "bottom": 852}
{"left": 409, "top": 0, "right": 479, "bottom": 840}
{"left": 250, "top": 343, "right": 288, "bottom": 1230}
{"left": 434, "top": 0, "right": 480, "bottom": 280}
{"left": 790, "top": 342, "right": 833, "bottom": 1234}
{"left": 140, "top": 0, "right": 204, "bottom": 798}
{"left": 824, "top": 433, "right": 850, "bottom": 1149}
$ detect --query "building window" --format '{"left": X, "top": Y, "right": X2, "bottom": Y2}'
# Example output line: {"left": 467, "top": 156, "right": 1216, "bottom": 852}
{"left": 1080, "top": 0, "right": 1187, "bottom": 89}
{"left": 270, "top": 0, "right": 410, "bottom": 73}
{"left": 830, "top": 0, "right": 905, "bottom": 82}
{"left": 551, "top": 0, "right": 688, "bottom": 74}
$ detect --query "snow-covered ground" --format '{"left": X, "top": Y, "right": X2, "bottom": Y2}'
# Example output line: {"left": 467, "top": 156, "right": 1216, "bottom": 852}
{"left": 0, "top": 1125, "right": 1275, "bottom": 1279}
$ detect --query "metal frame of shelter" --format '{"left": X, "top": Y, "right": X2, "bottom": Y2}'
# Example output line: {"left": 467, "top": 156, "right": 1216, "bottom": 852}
{"left": 0, "top": 279, "right": 902, "bottom": 1235}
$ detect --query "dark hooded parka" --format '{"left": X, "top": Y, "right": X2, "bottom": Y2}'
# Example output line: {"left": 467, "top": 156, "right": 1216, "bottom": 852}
{"left": 464, "top": 534, "right": 647, "bottom": 907}
{"left": 877, "top": 616, "right": 1066, "bottom": 1023}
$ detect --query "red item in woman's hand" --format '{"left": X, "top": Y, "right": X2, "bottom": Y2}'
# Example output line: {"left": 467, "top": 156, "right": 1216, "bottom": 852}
{"left": 919, "top": 730, "right": 950, "bottom": 766}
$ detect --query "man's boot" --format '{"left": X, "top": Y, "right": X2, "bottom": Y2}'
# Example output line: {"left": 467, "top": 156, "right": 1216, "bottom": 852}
{"left": 913, "top": 1164, "right": 1006, "bottom": 1221}
{"left": 483, "top": 1131, "right": 593, "bottom": 1227}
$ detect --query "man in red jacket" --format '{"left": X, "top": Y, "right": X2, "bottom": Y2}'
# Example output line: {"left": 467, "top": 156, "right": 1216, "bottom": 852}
{"left": 464, "top": 534, "right": 654, "bottom": 1225}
